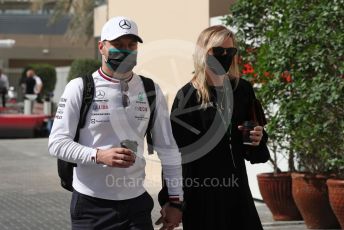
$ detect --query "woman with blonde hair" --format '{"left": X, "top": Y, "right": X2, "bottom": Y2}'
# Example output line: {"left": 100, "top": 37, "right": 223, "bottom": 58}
{"left": 169, "top": 25, "right": 269, "bottom": 229}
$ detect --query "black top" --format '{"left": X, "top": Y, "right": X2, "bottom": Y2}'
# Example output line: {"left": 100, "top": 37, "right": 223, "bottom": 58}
{"left": 25, "top": 77, "right": 36, "bottom": 94}
{"left": 170, "top": 78, "right": 268, "bottom": 230}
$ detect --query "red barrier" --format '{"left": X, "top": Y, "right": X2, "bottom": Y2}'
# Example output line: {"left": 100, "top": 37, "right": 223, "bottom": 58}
{"left": 0, "top": 114, "right": 49, "bottom": 138}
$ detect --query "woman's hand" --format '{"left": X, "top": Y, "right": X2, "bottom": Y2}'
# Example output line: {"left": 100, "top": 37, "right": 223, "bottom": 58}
{"left": 155, "top": 203, "right": 182, "bottom": 230}
{"left": 249, "top": 126, "right": 263, "bottom": 146}
{"left": 238, "top": 125, "right": 264, "bottom": 146}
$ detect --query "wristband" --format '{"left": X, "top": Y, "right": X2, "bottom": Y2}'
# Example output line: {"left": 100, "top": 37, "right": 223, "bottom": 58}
{"left": 168, "top": 201, "right": 185, "bottom": 212}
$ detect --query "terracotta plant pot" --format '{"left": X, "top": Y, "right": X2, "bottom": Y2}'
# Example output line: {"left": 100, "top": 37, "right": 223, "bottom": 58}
{"left": 292, "top": 173, "right": 340, "bottom": 229}
{"left": 327, "top": 178, "right": 344, "bottom": 229}
{"left": 257, "top": 172, "right": 302, "bottom": 221}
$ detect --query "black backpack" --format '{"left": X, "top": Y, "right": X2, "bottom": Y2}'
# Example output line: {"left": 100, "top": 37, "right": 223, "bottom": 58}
{"left": 57, "top": 74, "right": 157, "bottom": 192}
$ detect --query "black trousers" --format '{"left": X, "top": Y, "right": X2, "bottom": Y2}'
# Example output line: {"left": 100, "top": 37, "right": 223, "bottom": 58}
{"left": 71, "top": 191, "right": 154, "bottom": 230}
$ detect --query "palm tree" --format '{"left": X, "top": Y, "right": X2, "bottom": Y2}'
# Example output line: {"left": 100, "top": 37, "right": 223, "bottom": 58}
{"left": 36, "top": 0, "right": 104, "bottom": 42}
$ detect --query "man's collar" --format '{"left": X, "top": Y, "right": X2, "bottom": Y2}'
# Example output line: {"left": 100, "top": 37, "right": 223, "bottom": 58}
{"left": 98, "top": 68, "right": 133, "bottom": 83}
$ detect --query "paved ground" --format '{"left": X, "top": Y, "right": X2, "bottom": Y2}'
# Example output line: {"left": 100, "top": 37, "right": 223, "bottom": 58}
{"left": 0, "top": 138, "right": 309, "bottom": 230}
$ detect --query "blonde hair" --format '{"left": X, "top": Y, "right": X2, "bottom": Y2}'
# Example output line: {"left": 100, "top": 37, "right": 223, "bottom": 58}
{"left": 191, "top": 25, "right": 239, "bottom": 108}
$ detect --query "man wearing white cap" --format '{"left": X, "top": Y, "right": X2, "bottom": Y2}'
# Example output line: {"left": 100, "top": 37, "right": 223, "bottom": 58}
{"left": 49, "top": 16, "right": 183, "bottom": 229}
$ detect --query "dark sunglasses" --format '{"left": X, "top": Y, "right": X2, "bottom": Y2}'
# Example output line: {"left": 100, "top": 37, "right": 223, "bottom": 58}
{"left": 212, "top": 47, "right": 237, "bottom": 57}
{"left": 120, "top": 81, "right": 130, "bottom": 108}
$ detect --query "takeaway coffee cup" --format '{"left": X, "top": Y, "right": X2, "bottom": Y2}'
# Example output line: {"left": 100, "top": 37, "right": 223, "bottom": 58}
{"left": 241, "top": 121, "right": 257, "bottom": 145}
{"left": 120, "top": 139, "right": 138, "bottom": 154}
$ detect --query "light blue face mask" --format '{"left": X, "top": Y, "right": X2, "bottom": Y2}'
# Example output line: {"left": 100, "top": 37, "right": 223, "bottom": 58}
{"left": 105, "top": 47, "right": 137, "bottom": 74}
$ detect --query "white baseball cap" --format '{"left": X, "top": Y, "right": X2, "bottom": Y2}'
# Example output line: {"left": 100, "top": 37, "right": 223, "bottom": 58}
{"left": 101, "top": 16, "right": 143, "bottom": 43}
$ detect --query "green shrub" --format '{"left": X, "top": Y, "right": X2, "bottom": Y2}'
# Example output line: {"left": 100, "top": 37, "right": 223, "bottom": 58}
{"left": 225, "top": 0, "right": 344, "bottom": 176}
{"left": 68, "top": 59, "right": 101, "bottom": 82}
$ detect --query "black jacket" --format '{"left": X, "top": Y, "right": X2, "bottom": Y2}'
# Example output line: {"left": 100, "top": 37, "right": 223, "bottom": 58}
{"left": 169, "top": 78, "right": 269, "bottom": 230}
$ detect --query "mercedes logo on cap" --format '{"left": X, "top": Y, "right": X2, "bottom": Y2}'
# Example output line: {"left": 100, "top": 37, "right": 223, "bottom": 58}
{"left": 119, "top": 19, "right": 131, "bottom": 29}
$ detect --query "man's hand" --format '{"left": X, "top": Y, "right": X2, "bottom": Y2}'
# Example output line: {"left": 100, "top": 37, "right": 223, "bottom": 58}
{"left": 155, "top": 202, "right": 182, "bottom": 230}
{"left": 96, "top": 148, "right": 135, "bottom": 168}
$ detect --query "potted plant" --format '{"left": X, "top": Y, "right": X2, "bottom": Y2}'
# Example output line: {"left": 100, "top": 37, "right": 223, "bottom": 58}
{"left": 290, "top": 76, "right": 342, "bottom": 229}
{"left": 326, "top": 103, "right": 344, "bottom": 229}
{"left": 225, "top": 0, "right": 344, "bottom": 228}
{"left": 239, "top": 61, "right": 302, "bottom": 221}
{"left": 327, "top": 156, "right": 344, "bottom": 229}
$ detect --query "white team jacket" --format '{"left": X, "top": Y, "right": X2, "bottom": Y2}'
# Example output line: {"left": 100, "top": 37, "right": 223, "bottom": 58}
{"left": 49, "top": 69, "right": 183, "bottom": 200}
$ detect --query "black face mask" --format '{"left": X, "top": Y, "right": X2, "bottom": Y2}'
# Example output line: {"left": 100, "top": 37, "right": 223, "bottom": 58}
{"left": 206, "top": 47, "right": 237, "bottom": 76}
{"left": 105, "top": 47, "right": 137, "bottom": 74}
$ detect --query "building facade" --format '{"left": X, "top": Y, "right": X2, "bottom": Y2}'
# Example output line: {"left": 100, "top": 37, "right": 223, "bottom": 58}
{"left": 0, "top": 0, "right": 96, "bottom": 92}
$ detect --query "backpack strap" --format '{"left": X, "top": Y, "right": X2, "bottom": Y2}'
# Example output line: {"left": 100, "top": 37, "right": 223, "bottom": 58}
{"left": 74, "top": 74, "right": 95, "bottom": 142}
{"left": 57, "top": 74, "right": 95, "bottom": 192}
{"left": 139, "top": 75, "right": 156, "bottom": 155}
